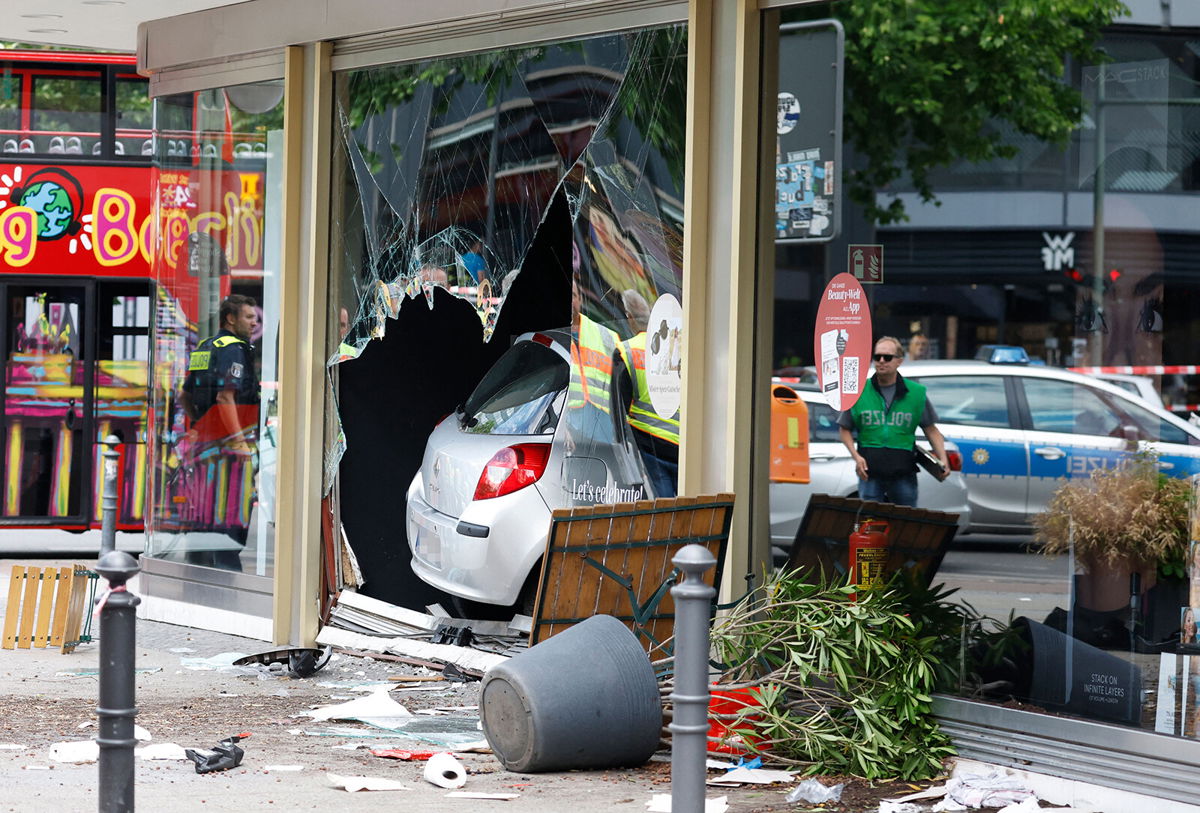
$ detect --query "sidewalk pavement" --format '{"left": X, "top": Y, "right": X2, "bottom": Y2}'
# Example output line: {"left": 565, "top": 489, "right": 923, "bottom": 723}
{"left": 0, "top": 557, "right": 795, "bottom": 813}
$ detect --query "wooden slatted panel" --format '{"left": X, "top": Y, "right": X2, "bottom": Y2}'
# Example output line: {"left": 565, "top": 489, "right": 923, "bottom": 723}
{"left": 34, "top": 568, "right": 57, "bottom": 647}
{"left": 17, "top": 566, "right": 40, "bottom": 649}
{"left": 49, "top": 566, "right": 73, "bottom": 647}
{"left": 785, "top": 495, "right": 960, "bottom": 588}
{"left": 2, "top": 566, "right": 26, "bottom": 650}
{"left": 60, "top": 566, "right": 90, "bottom": 654}
{"left": 532, "top": 494, "right": 735, "bottom": 650}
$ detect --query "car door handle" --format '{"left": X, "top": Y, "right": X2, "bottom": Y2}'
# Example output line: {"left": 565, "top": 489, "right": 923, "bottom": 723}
{"left": 1034, "top": 446, "right": 1066, "bottom": 460}
{"left": 809, "top": 453, "right": 838, "bottom": 462}
{"left": 1160, "top": 460, "right": 1175, "bottom": 470}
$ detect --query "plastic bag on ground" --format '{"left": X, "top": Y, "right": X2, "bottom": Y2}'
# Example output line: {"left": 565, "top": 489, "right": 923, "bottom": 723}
{"left": 785, "top": 778, "right": 844, "bottom": 804}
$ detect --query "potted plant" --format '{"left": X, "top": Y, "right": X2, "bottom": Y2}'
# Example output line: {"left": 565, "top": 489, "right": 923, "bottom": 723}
{"left": 1033, "top": 453, "right": 1191, "bottom": 614}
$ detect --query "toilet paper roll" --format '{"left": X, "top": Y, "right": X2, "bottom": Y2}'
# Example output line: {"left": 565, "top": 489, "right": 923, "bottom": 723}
{"left": 423, "top": 751, "right": 467, "bottom": 789}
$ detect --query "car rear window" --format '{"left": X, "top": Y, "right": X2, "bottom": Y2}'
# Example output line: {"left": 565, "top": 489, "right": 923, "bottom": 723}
{"left": 807, "top": 401, "right": 842, "bottom": 442}
{"left": 911, "top": 375, "right": 1010, "bottom": 428}
{"left": 462, "top": 342, "right": 569, "bottom": 435}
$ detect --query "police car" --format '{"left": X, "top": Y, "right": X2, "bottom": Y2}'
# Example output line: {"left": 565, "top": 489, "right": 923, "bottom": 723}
{"left": 903, "top": 350, "right": 1200, "bottom": 534}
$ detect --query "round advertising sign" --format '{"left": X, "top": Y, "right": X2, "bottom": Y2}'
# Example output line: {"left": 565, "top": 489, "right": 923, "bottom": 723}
{"left": 812, "top": 273, "right": 872, "bottom": 411}
{"left": 645, "top": 293, "right": 683, "bottom": 420}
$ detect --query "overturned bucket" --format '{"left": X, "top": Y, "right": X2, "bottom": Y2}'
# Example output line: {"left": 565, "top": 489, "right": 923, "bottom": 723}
{"left": 480, "top": 614, "right": 662, "bottom": 772}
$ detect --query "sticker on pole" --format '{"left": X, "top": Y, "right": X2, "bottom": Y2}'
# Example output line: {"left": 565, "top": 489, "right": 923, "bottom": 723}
{"left": 812, "top": 272, "right": 871, "bottom": 411}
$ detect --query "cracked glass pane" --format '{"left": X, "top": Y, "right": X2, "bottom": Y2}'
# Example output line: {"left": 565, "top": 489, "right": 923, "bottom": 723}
{"left": 328, "top": 27, "right": 687, "bottom": 506}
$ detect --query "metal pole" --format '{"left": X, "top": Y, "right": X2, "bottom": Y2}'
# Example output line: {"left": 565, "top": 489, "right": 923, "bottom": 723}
{"left": 669, "top": 544, "right": 716, "bottom": 813}
{"left": 98, "top": 435, "right": 121, "bottom": 558}
{"left": 96, "top": 551, "right": 140, "bottom": 813}
{"left": 1090, "top": 69, "right": 1106, "bottom": 366}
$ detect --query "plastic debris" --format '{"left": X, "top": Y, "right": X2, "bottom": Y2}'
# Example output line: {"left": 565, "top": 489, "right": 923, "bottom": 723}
{"left": 326, "top": 773, "right": 412, "bottom": 792}
{"left": 49, "top": 740, "right": 99, "bottom": 764}
{"left": 708, "top": 766, "right": 797, "bottom": 786}
{"left": 185, "top": 733, "right": 250, "bottom": 774}
{"left": 0, "top": 744, "right": 25, "bottom": 750}
{"left": 879, "top": 803, "right": 922, "bottom": 813}
{"left": 785, "top": 778, "right": 844, "bottom": 803}
{"left": 134, "top": 725, "right": 152, "bottom": 742}
{"left": 646, "top": 794, "right": 729, "bottom": 812}
{"left": 932, "top": 768, "right": 1036, "bottom": 811}
{"left": 446, "top": 791, "right": 520, "bottom": 800}
{"left": 298, "top": 686, "right": 412, "bottom": 727}
{"left": 423, "top": 751, "right": 467, "bottom": 789}
{"left": 136, "top": 743, "right": 189, "bottom": 761}
{"left": 370, "top": 749, "right": 438, "bottom": 761}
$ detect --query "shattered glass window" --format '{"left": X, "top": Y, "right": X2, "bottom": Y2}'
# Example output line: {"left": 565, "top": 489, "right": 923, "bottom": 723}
{"left": 329, "top": 27, "right": 687, "bottom": 508}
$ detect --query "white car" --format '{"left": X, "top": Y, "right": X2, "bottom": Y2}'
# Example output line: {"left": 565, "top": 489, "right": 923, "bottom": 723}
{"left": 903, "top": 359, "right": 1200, "bottom": 534}
{"left": 406, "top": 330, "right": 972, "bottom": 611}
{"left": 767, "top": 383, "right": 972, "bottom": 560}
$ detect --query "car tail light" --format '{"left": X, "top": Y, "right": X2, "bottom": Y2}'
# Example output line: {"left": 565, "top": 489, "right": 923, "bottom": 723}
{"left": 947, "top": 450, "right": 963, "bottom": 471}
{"left": 474, "top": 443, "right": 551, "bottom": 500}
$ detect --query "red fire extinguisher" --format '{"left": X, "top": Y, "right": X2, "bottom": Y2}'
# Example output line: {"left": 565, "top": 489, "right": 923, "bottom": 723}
{"left": 848, "top": 519, "right": 889, "bottom": 600}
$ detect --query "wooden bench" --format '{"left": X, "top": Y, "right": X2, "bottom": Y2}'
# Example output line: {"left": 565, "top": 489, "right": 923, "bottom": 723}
{"left": 785, "top": 494, "right": 960, "bottom": 587}
{"left": 530, "top": 494, "right": 735, "bottom": 653}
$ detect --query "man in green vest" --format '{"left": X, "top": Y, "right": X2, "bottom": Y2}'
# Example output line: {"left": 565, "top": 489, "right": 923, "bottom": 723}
{"left": 837, "top": 336, "right": 949, "bottom": 507}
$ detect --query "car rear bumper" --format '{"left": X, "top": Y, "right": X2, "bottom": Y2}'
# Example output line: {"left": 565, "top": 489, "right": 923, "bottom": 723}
{"left": 406, "top": 474, "right": 547, "bottom": 605}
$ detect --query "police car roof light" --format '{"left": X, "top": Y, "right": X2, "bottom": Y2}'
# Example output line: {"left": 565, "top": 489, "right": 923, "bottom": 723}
{"left": 975, "top": 345, "right": 1030, "bottom": 365}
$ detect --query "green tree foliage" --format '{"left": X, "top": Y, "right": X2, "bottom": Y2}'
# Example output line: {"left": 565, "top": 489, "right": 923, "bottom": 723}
{"left": 833, "top": 0, "right": 1127, "bottom": 224}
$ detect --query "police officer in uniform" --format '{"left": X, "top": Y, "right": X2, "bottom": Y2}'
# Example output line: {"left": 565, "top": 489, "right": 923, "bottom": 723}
{"left": 180, "top": 294, "right": 259, "bottom": 567}
{"left": 837, "top": 336, "right": 949, "bottom": 507}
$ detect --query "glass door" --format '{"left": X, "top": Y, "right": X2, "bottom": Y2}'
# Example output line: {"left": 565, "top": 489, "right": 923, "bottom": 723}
{"left": 2, "top": 283, "right": 92, "bottom": 522}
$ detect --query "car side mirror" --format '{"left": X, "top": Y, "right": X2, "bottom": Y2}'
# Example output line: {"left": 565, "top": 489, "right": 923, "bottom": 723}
{"left": 1121, "top": 424, "right": 1140, "bottom": 445}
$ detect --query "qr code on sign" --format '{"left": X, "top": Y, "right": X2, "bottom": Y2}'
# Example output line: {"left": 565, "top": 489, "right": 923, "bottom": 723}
{"left": 842, "top": 356, "right": 859, "bottom": 394}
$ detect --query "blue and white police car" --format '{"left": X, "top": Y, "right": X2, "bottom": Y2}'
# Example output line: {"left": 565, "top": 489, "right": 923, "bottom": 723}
{"left": 904, "top": 349, "right": 1200, "bottom": 534}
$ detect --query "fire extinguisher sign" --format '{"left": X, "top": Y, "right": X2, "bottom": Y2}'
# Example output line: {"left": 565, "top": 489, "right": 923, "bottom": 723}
{"left": 848, "top": 244, "right": 883, "bottom": 283}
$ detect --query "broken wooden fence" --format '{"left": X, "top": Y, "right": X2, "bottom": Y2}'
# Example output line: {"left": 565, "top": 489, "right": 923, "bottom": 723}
{"left": 530, "top": 494, "right": 735, "bottom": 653}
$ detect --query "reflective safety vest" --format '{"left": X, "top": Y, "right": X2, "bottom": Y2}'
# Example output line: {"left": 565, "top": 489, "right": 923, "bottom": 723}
{"left": 619, "top": 332, "right": 679, "bottom": 445}
{"left": 187, "top": 334, "right": 247, "bottom": 374}
{"left": 568, "top": 315, "right": 618, "bottom": 413}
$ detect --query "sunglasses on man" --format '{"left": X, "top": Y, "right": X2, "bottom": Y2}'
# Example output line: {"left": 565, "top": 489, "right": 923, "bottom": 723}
{"left": 873, "top": 353, "right": 898, "bottom": 362}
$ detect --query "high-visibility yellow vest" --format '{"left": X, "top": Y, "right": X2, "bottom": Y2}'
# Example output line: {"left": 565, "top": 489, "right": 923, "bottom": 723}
{"left": 619, "top": 332, "right": 679, "bottom": 445}
{"left": 568, "top": 316, "right": 618, "bottom": 414}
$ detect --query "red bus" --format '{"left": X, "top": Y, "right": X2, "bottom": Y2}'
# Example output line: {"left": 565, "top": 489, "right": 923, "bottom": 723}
{"left": 0, "top": 50, "right": 266, "bottom": 531}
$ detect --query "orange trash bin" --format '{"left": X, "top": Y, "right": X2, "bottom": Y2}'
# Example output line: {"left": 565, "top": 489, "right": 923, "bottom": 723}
{"left": 769, "top": 383, "right": 809, "bottom": 484}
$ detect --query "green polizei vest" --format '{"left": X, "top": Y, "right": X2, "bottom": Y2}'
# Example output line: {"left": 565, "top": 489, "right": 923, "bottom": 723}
{"left": 849, "top": 376, "right": 926, "bottom": 450}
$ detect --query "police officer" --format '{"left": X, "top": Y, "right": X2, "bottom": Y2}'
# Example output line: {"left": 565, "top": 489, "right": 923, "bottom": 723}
{"left": 617, "top": 289, "right": 679, "bottom": 498}
{"left": 181, "top": 294, "right": 259, "bottom": 453}
{"left": 837, "top": 336, "right": 949, "bottom": 507}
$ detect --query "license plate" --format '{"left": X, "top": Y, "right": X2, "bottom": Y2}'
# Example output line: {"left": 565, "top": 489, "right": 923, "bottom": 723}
{"left": 413, "top": 512, "right": 442, "bottom": 568}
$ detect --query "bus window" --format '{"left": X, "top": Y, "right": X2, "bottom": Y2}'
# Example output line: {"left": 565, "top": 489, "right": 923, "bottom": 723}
{"left": 0, "top": 71, "right": 20, "bottom": 140}
{"left": 31, "top": 73, "right": 102, "bottom": 155}
{"left": 116, "top": 76, "right": 153, "bottom": 157}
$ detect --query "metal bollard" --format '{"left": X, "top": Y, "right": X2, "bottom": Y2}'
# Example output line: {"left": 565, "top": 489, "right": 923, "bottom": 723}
{"left": 98, "top": 435, "right": 121, "bottom": 558}
{"left": 96, "top": 551, "right": 141, "bottom": 813}
{"left": 669, "top": 544, "right": 716, "bottom": 813}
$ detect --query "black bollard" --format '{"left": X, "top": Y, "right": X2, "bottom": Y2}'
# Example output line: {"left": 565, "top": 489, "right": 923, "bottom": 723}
{"left": 95, "top": 551, "right": 140, "bottom": 813}
{"left": 98, "top": 435, "right": 121, "bottom": 558}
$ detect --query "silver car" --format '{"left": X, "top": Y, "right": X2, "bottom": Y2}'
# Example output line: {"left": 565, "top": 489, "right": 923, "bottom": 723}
{"left": 407, "top": 330, "right": 972, "bottom": 610}
{"left": 903, "top": 360, "right": 1200, "bottom": 534}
